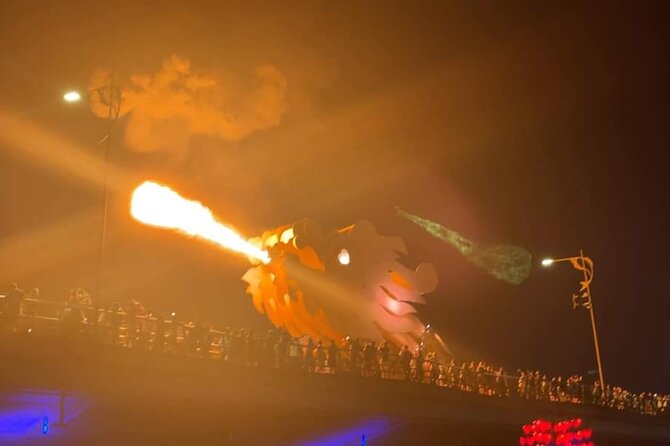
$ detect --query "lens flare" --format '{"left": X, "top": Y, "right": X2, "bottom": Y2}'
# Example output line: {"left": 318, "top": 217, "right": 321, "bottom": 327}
{"left": 130, "top": 181, "right": 270, "bottom": 264}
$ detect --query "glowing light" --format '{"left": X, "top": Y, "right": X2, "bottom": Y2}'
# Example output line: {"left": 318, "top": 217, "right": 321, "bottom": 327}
{"left": 541, "top": 258, "right": 554, "bottom": 266}
{"left": 397, "top": 208, "right": 532, "bottom": 285}
{"left": 63, "top": 91, "right": 82, "bottom": 103}
{"left": 265, "top": 234, "right": 279, "bottom": 248}
{"left": 0, "top": 389, "right": 91, "bottom": 439}
{"left": 170, "top": 312, "right": 176, "bottom": 317}
{"left": 387, "top": 298, "right": 400, "bottom": 314}
{"left": 130, "top": 181, "right": 270, "bottom": 264}
{"left": 337, "top": 248, "right": 350, "bottom": 265}
{"left": 279, "top": 227, "right": 294, "bottom": 244}
{"left": 295, "top": 417, "right": 390, "bottom": 446}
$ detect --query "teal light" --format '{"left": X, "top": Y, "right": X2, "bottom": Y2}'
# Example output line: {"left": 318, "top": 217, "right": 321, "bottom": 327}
{"left": 397, "top": 208, "right": 532, "bottom": 285}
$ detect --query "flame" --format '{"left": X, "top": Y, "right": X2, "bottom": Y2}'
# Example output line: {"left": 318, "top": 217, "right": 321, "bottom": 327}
{"left": 130, "top": 181, "right": 270, "bottom": 264}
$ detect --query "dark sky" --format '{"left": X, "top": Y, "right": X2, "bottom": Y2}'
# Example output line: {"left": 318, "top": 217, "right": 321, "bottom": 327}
{"left": 1, "top": 1, "right": 668, "bottom": 392}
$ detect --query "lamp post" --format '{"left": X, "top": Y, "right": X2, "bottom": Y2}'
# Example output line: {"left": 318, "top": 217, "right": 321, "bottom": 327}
{"left": 542, "top": 250, "right": 605, "bottom": 390}
{"left": 63, "top": 82, "right": 122, "bottom": 302}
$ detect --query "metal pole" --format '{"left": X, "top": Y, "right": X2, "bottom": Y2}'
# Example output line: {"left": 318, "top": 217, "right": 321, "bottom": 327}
{"left": 96, "top": 80, "right": 116, "bottom": 302}
{"left": 97, "top": 137, "right": 110, "bottom": 302}
{"left": 580, "top": 249, "right": 605, "bottom": 390}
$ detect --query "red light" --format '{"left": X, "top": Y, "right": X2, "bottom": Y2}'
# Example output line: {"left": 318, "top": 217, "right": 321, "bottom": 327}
{"left": 522, "top": 417, "right": 594, "bottom": 446}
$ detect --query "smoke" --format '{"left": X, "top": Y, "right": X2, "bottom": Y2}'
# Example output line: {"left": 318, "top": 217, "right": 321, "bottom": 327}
{"left": 89, "top": 55, "right": 288, "bottom": 152}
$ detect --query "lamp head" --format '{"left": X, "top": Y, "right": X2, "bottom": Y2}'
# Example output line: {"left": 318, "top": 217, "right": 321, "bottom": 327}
{"left": 63, "top": 91, "right": 82, "bottom": 103}
{"left": 541, "top": 258, "right": 554, "bottom": 267}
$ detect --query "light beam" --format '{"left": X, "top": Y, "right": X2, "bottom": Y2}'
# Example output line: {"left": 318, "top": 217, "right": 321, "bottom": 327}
{"left": 397, "top": 208, "right": 532, "bottom": 285}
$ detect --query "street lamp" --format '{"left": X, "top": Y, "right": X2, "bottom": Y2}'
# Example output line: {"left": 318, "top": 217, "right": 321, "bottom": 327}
{"left": 542, "top": 249, "right": 605, "bottom": 390}
{"left": 63, "top": 91, "right": 82, "bottom": 103}
{"left": 63, "top": 82, "right": 122, "bottom": 302}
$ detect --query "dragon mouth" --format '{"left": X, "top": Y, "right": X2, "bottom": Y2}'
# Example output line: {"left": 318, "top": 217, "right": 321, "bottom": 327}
{"left": 380, "top": 284, "right": 400, "bottom": 301}
{"left": 379, "top": 285, "right": 417, "bottom": 317}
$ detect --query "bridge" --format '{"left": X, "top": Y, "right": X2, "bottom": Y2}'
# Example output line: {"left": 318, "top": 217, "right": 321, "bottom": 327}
{"left": 1, "top": 331, "right": 669, "bottom": 445}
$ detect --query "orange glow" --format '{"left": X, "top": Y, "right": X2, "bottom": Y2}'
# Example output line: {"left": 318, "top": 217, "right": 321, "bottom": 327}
{"left": 130, "top": 181, "right": 270, "bottom": 264}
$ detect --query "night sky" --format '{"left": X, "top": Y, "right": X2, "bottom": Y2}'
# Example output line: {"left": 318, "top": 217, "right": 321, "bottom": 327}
{"left": 1, "top": 1, "right": 668, "bottom": 393}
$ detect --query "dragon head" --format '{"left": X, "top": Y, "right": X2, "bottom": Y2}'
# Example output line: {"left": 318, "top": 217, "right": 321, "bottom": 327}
{"left": 242, "top": 219, "right": 448, "bottom": 354}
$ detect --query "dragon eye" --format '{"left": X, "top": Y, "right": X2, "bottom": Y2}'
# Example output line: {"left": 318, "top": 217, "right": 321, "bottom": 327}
{"left": 337, "top": 248, "right": 350, "bottom": 265}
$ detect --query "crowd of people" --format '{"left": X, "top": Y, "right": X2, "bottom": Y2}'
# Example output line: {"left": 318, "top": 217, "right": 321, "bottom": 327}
{"left": 1, "top": 282, "right": 668, "bottom": 418}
